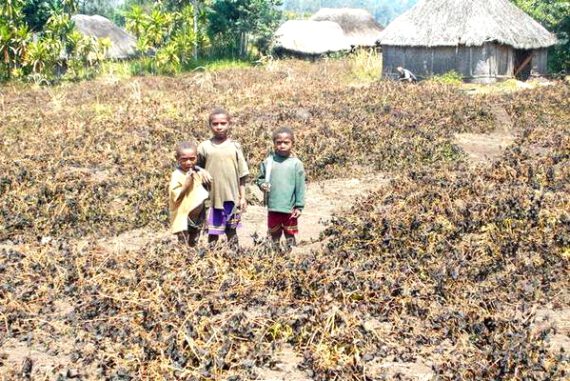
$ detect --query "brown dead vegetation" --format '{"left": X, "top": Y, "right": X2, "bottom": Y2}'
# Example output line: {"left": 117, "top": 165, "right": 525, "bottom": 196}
{"left": 0, "top": 60, "right": 568, "bottom": 380}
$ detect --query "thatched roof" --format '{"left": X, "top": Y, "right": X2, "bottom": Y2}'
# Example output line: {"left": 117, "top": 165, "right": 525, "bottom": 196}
{"left": 378, "top": 0, "right": 557, "bottom": 49}
{"left": 71, "top": 14, "right": 137, "bottom": 59}
{"left": 310, "top": 8, "right": 384, "bottom": 47}
{"left": 273, "top": 20, "right": 351, "bottom": 55}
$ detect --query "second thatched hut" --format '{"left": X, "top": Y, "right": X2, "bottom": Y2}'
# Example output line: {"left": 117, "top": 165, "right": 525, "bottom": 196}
{"left": 272, "top": 20, "right": 351, "bottom": 58}
{"left": 378, "top": 0, "right": 557, "bottom": 82}
{"left": 310, "top": 8, "right": 384, "bottom": 48}
{"left": 72, "top": 14, "right": 137, "bottom": 59}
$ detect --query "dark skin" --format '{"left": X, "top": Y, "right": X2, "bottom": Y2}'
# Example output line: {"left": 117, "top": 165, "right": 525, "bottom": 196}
{"left": 263, "top": 132, "right": 300, "bottom": 248}
{"left": 175, "top": 148, "right": 210, "bottom": 247}
{"left": 207, "top": 113, "right": 247, "bottom": 247}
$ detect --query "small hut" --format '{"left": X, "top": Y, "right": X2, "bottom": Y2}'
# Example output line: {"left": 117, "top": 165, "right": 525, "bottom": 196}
{"left": 72, "top": 14, "right": 137, "bottom": 59}
{"left": 310, "top": 8, "right": 384, "bottom": 48}
{"left": 272, "top": 20, "right": 351, "bottom": 58}
{"left": 378, "top": 0, "right": 557, "bottom": 82}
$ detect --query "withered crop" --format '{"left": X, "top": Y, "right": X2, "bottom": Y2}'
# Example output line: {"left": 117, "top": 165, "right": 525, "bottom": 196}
{"left": 0, "top": 60, "right": 568, "bottom": 380}
{"left": 1, "top": 60, "right": 495, "bottom": 241}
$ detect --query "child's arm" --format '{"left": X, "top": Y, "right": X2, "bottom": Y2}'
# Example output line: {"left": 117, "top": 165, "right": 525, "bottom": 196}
{"left": 239, "top": 176, "right": 248, "bottom": 212}
{"left": 291, "top": 160, "right": 306, "bottom": 218}
{"left": 196, "top": 142, "right": 206, "bottom": 169}
{"left": 195, "top": 166, "right": 212, "bottom": 185}
{"left": 256, "top": 160, "right": 269, "bottom": 191}
{"left": 171, "top": 171, "right": 196, "bottom": 205}
{"left": 235, "top": 142, "right": 250, "bottom": 212}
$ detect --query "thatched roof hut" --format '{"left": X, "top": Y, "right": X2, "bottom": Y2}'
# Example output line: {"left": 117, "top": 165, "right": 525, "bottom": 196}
{"left": 272, "top": 20, "right": 351, "bottom": 57}
{"left": 72, "top": 14, "right": 137, "bottom": 59}
{"left": 310, "top": 8, "right": 384, "bottom": 48}
{"left": 378, "top": 0, "right": 557, "bottom": 82}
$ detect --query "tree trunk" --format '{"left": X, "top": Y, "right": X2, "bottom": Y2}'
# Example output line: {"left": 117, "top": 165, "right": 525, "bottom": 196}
{"left": 192, "top": 0, "right": 198, "bottom": 60}
{"left": 239, "top": 32, "right": 247, "bottom": 58}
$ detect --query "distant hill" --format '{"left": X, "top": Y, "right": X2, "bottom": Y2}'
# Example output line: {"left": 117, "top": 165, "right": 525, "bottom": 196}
{"left": 281, "top": 0, "right": 418, "bottom": 26}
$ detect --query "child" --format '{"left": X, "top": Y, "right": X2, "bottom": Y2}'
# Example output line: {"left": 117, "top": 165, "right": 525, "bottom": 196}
{"left": 257, "top": 127, "right": 305, "bottom": 250}
{"left": 169, "top": 141, "right": 211, "bottom": 246}
{"left": 197, "top": 108, "right": 249, "bottom": 246}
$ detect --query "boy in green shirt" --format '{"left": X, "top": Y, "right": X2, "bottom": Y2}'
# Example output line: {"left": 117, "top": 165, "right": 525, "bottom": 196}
{"left": 257, "top": 127, "right": 306, "bottom": 250}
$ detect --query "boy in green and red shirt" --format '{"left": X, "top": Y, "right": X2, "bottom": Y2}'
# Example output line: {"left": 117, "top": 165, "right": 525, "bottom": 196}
{"left": 257, "top": 127, "right": 306, "bottom": 250}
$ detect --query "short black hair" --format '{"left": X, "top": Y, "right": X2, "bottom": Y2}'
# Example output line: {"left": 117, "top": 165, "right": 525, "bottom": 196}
{"left": 208, "top": 107, "right": 231, "bottom": 124}
{"left": 272, "top": 126, "right": 294, "bottom": 142}
{"left": 175, "top": 141, "right": 197, "bottom": 158}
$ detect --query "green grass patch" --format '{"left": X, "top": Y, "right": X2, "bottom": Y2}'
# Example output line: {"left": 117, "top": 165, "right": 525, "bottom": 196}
{"left": 191, "top": 58, "right": 252, "bottom": 71}
{"left": 103, "top": 57, "right": 255, "bottom": 77}
{"left": 349, "top": 49, "right": 382, "bottom": 84}
{"left": 428, "top": 70, "right": 464, "bottom": 85}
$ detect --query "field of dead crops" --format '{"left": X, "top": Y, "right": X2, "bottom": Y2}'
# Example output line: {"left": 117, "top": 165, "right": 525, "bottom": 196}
{"left": 0, "top": 59, "right": 568, "bottom": 380}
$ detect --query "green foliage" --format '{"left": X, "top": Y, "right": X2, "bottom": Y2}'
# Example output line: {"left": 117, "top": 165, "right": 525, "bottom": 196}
{"left": 1, "top": 0, "right": 31, "bottom": 79}
{"left": 511, "top": 0, "right": 570, "bottom": 73}
{"left": 77, "top": 0, "right": 116, "bottom": 21}
{"left": 22, "top": 0, "right": 78, "bottom": 31}
{"left": 429, "top": 70, "right": 464, "bottom": 85}
{"left": 208, "top": 0, "right": 283, "bottom": 57}
{"left": 125, "top": 2, "right": 209, "bottom": 72}
{"left": 0, "top": 0, "right": 105, "bottom": 83}
{"left": 126, "top": 56, "right": 252, "bottom": 77}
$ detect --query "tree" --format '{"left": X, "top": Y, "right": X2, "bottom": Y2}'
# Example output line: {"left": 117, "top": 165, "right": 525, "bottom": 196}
{"left": 77, "top": 0, "right": 117, "bottom": 20}
{"left": 1, "top": 0, "right": 31, "bottom": 79}
{"left": 208, "top": 0, "right": 282, "bottom": 57}
{"left": 1, "top": 0, "right": 104, "bottom": 82}
{"left": 22, "top": 0, "right": 77, "bottom": 31}
{"left": 124, "top": 2, "right": 208, "bottom": 70}
{"left": 511, "top": 0, "right": 570, "bottom": 72}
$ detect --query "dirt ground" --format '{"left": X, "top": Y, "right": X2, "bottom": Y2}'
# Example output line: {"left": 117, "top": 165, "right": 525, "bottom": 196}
{"left": 454, "top": 103, "right": 515, "bottom": 163}
{"left": 240, "top": 174, "right": 390, "bottom": 248}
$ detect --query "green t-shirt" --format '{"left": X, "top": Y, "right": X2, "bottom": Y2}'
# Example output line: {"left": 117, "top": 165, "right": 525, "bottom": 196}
{"left": 256, "top": 154, "right": 305, "bottom": 213}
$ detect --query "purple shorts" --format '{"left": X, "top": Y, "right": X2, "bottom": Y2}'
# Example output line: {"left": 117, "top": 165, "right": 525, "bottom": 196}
{"left": 207, "top": 201, "right": 241, "bottom": 235}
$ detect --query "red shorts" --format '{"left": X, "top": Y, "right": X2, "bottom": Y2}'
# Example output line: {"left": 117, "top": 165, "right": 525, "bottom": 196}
{"left": 268, "top": 211, "right": 298, "bottom": 235}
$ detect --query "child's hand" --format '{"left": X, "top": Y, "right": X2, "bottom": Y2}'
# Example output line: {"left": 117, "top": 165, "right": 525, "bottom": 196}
{"left": 291, "top": 208, "right": 302, "bottom": 218}
{"left": 260, "top": 183, "right": 271, "bottom": 192}
{"left": 184, "top": 170, "right": 195, "bottom": 187}
{"left": 198, "top": 168, "right": 213, "bottom": 185}
{"left": 239, "top": 196, "right": 247, "bottom": 213}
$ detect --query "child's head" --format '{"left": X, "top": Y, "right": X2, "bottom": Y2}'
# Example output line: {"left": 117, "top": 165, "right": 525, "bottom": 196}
{"left": 175, "top": 141, "right": 198, "bottom": 172}
{"left": 272, "top": 127, "right": 295, "bottom": 157}
{"left": 208, "top": 107, "right": 231, "bottom": 140}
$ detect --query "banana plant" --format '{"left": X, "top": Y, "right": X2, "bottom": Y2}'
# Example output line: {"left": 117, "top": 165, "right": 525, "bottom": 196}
{"left": 0, "top": 0, "right": 27, "bottom": 78}
{"left": 65, "top": 29, "right": 83, "bottom": 54}
{"left": 45, "top": 12, "right": 74, "bottom": 44}
{"left": 125, "top": 5, "right": 147, "bottom": 39}
{"left": 156, "top": 42, "right": 180, "bottom": 69}
{"left": 24, "top": 38, "right": 60, "bottom": 73}
{"left": 0, "top": 0, "right": 25, "bottom": 22}
{"left": 146, "top": 8, "right": 174, "bottom": 46}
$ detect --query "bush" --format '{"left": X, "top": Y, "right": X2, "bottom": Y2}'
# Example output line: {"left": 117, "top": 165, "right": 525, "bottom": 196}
{"left": 429, "top": 70, "right": 464, "bottom": 85}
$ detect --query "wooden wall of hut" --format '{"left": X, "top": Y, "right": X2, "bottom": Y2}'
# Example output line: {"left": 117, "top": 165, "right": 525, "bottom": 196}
{"left": 382, "top": 43, "right": 548, "bottom": 82}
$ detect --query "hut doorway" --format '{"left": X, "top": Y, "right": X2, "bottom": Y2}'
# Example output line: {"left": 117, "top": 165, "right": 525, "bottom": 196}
{"left": 514, "top": 49, "right": 533, "bottom": 80}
